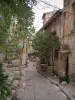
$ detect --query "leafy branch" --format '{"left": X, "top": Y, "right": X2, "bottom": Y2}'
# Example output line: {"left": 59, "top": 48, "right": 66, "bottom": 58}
{"left": 33, "top": 31, "right": 61, "bottom": 64}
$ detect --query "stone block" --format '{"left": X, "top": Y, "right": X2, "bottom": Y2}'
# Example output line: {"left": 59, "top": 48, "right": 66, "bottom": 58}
{"left": 61, "top": 81, "right": 67, "bottom": 86}
{"left": 13, "top": 76, "right": 20, "bottom": 80}
{"left": 7, "top": 64, "right": 13, "bottom": 68}
{"left": 11, "top": 67, "right": 19, "bottom": 71}
{"left": 13, "top": 80, "right": 19, "bottom": 85}
{"left": 12, "top": 59, "right": 20, "bottom": 65}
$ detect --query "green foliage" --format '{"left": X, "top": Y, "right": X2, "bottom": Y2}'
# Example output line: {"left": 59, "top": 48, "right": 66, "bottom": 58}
{"left": 33, "top": 32, "right": 61, "bottom": 63}
{"left": 0, "top": 64, "right": 11, "bottom": 100}
{"left": 0, "top": 0, "right": 36, "bottom": 51}
{"left": 0, "top": 1, "right": 12, "bottom": 45}
{"left": 0, "top": 1, "right": 36, "bottom": 99}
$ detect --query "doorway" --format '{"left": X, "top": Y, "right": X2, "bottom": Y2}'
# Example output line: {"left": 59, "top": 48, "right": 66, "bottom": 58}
{"left": 65, "top": 56, "right": 69, "bottom": 83}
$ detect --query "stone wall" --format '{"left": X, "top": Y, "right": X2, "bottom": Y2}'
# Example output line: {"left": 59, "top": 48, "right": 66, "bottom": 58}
{"left": 44, "top": 11, "right": 64, "bottom": 75}
{"left": 69, "top": 34, "right": 75, "bottom": 82}
{"left": 3, "top": 59, "right": 21, "bottom": 95}
{"left": 58, "top": 52, "right": 68, "bottom": 78}
{"left": 64, "top": 0, "right": 75, "bottom": 82}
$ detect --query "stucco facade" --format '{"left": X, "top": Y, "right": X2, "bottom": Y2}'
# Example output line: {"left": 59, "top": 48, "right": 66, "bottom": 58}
{"left": 44, "top": 10, "right": 64, "bottom": 44}
{"left": 63, "top": 0, "right": 75, "bottom": 82}
{"left": 45, "top": 10, "right": 64, "bottom": 75}
{"left": 38, "top": 0, "right": 75, "bottom": 82}
{"left": 40, "top": 10, "right": 64, "bottom": 76}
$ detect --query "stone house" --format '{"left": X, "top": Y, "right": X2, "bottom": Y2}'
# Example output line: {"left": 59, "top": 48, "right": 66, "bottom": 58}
{"left": 38, "top": 0, "right": 75, "bottom": 83}
{"left": 62, "top": 0, "right": 75, "bottom": 82}
{"left": 38, "top": 9, "right": 64, "bottom": 76}
{"left": 41, "top": 9, "right": 64, "bottom": 44}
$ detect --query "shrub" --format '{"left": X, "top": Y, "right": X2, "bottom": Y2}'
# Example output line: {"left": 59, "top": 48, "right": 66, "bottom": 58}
{"left": 33, "top": 31, "right": 61, "bottom": 65}
{"left": 0, "top": 64, "right": 11, "bottom": 100}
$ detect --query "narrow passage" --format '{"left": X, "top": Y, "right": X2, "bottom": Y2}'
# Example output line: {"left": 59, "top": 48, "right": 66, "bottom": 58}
{"left": 17, "top": 60, "right": 68, "bottom": 100}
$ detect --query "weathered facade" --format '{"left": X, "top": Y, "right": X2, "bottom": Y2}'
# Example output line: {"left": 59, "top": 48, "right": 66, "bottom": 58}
{"left": 39, "top": 9, "right": 64, "bottom": 76}
{"left": 38, "top": 0, "right": 75, "bottom": 83}
{"left": 42, "top": 10, "right": 64, "bottom": 44}
{"left": 63, "top": 0, "right": 75, "bottom": 82}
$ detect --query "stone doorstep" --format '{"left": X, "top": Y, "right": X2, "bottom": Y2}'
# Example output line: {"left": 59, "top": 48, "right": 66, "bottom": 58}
{"left": 47, "top": 77, "right": 75, "bottom": 100}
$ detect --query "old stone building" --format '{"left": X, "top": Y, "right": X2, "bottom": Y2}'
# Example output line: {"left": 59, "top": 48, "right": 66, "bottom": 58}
{"left": 37, "top": 0, "right": 75, "bottom": 83}
{"left": 62, "top": 0, "right": 75, "bottom": 82}
{"left": 38, "top": 9, "right": 64, "bottom": 76}
{"left": 42, "top": 9, "right": 64, "bottom": 44}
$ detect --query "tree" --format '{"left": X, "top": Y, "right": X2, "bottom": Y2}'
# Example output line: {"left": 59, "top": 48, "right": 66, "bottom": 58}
{"left": 0, "top": 0, "right": 36, "bottom": 51}
{"left": 0, "top": 0, "right": 36, "bottom": 99}
{"left": 0, "top": 0, "right": 36, "bottom": 60}
{"left": 0, "top": 1, "right": 11, "bottom": 46}
{"left": 0, "top": 64, "right": 11, "bottom": 100}
{"left": 33, "top": 31, "right": 61, "bottom": 65}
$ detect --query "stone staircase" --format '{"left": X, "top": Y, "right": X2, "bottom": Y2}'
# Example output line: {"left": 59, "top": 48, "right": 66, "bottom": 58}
{"left": 3, "top": 59, "right": 21, "bottom": 97}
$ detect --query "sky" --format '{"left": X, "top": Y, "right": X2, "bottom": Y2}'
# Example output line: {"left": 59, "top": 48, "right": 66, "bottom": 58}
{"left": 33, "top": 0, "right": 63, "bottom": 31}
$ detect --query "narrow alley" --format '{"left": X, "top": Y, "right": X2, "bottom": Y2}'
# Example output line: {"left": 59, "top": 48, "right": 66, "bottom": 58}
{"left": 15, "top": 60, "right": 68, "bottom": 100}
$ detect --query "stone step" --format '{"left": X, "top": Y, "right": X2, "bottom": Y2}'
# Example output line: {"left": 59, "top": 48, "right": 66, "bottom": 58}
{"left": 13, "top": 76, "right": 20, "bottom": 80}
{"left": 7, "top": 67, "right": 20, "bottom": 71}
{"left": 7, "top": 64, "right": 19, "bottom": 68}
